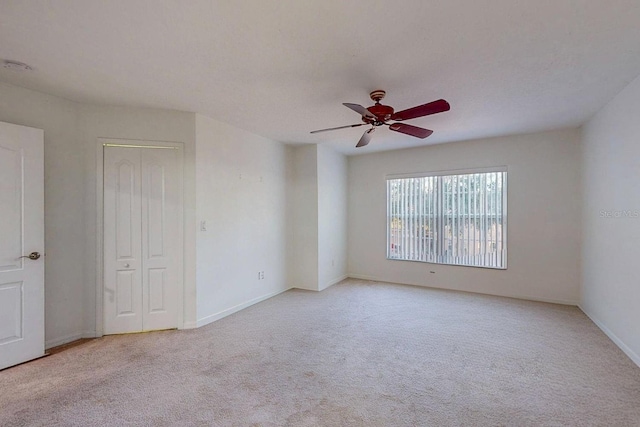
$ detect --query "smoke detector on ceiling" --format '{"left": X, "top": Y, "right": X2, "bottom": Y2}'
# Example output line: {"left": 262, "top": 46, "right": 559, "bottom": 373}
{"left": 2, "top": 60, "right": 33, "bottom": 72}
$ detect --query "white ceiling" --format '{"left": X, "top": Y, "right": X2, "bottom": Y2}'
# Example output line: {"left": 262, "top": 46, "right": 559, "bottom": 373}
{"left": 1, "top": 1, "right": 640, "bottom": 155}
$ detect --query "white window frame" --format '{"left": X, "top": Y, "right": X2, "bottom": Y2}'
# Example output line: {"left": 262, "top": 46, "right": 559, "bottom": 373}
{"left": 386, "top": 166, "right": 507, "bottom": 269}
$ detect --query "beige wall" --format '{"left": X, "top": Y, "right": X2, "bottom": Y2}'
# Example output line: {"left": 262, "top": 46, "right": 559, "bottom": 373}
{"left": 581, "top": 74, "right": 640, "bottom": 366}
{"left": 348, "top": 128, "right": 582, "bottom": 304}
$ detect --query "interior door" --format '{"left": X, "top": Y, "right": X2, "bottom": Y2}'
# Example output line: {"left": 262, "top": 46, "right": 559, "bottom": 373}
{"left": 103, "top": 146, "right": 143, "bottom": 334}
{"left": 140, "top": 146, "right": 182, "bottom": 331}
{"left": 0, "top": 121, "right": 44, "bottom": 371}
{"left": 103, "top": 144, "right": 183, "bottom": 334}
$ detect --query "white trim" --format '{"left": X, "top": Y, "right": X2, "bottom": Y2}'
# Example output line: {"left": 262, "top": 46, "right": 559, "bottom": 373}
{"left": 579, "top": 305, "right": 640, "bottom": 368}
{"left": 386, "top": 165, "right": 508, "bottom": 180}
{"left": 95, "top": 139, "right": 104, "bottom": 337}
{"left": 102, "top": 143, "right": 179, "bottom": 150}
{"left": 346, "top": 274, "right": 384, "bottom": 282}
{"left": 292, "top": 284, "right": 317, "bottom": 291}
{"left": 45, "top": 333, "right": 83, "bottom": 350}
{"left": 196, "top": 287, "right": 292, "bottom": 328}
{"left": 319, "top": 274, "right": 348, "bottom": 291}
{"left": 45, "top": 331, "right": 98, "bottom": 350}
{"left": 182, "top": 321, "right": 197, "bottom": 329}
{"left": 95, "top": 138, "right": 186, "bottom": 337}
{"left": 46, "top": 333, "right": 83, "bottom": 350}
{"left": 346, "top": 274, "right": 577, "bottom": 306}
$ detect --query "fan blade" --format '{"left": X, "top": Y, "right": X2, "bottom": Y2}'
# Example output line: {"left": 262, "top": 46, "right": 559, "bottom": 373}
{"left": 389, "top": 123, "right": 433, "bottom": 139}
{"left": 343, "top": 103, "right": 377, "bottom": 120}
{"left": 310, "top": 123, "right": 366, "bottom": 134}
{"left": 391, "top": 99, "right": 450, "bottom": 121}
{"left": 356, "top": 128, "right": 375, "bottom": 148}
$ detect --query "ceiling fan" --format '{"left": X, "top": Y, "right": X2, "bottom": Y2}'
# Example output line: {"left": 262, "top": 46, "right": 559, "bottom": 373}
{"left": 311, "top": 90, "right": 450, "bottom": 148}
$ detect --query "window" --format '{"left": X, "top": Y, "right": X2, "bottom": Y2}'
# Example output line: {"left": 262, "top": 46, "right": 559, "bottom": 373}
{"left": 386, "top": 168, "right": 507, "bottom": 269}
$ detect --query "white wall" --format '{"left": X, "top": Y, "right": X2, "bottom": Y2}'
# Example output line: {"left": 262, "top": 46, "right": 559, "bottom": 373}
{"left": 194, "top": 114, "right": 289, "bottom": 325}
{"left": 287, "top": 144, "right": 348, "bottom": 291}
{"left": 10, "top": 77, "right": 624, "bottom": 359}
{"left": 581, "top": 74, "right": 640, "bottom": 366}
{"left": 317, "top": 145, "right": 348, "bottom": 290}
{"left": 289, "top": 145, "right": 319, "bottom": 290}
{"left": 348, "top": 128, "right": 582, "bottom": 304}
{"left": 79, "top": 105, "right": 197, "bottom": 334}
{"left": 0, "top": 82, "right": 199, "bottom": 347}
{"left": 0, "top": 82, "right": 84, "bottom": 347}
{"left": 0, "top": 83, "right": 85, "bottom": 348}
{"left": 0, "top": 81, "right": 295, "bottom": 345}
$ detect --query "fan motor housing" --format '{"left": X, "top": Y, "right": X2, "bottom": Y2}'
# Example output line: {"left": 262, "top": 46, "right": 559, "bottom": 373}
{"left": 367, "top": 103, "right": 394, "bottom": 121}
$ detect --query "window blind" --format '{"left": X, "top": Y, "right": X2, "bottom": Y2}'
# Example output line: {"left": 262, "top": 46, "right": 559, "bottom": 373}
{"left": 387, "top": 170, "right": 507, "bottom": 269}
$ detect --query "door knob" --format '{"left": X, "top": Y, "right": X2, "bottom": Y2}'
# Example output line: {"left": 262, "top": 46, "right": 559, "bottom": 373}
{"left": 19, "top": 252, "right": 41, "bottom": 260}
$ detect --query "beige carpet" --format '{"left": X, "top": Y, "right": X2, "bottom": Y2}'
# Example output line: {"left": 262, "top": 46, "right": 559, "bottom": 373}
{"left": 2, "top": 279, "right": 640, "bottom": 426}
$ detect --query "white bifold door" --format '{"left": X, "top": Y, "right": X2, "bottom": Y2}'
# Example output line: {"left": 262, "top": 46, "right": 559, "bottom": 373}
{"left": 0, "top": 122, "right": 44, "bottom": 371}
{"left": 103, "top": 144, "right": 183, "bottom": 335}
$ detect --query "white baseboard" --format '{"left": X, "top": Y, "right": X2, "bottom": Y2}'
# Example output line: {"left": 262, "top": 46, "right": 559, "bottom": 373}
{"left": 291, "top": 284, "right": 316, "bottom": 291}
{"left": 292, "top": 275, "right": 348, "bottom": 293}
{"left": 45, "top": 331, "right": 96, "bottom": 350}
{"left": 196, "top": 287, "right": 292, "bottom": 328}
{"left": 346, "top": 274, "right": 578, "bottom": 306}
{"left": 182, "top": 321, "right": 197, "bottom": 329}
{"left": 579, "top": 305, "right": 640, "bottom": 368}
{"left": 319, "top": 274, "right": 348, "bottom": 291}
{"left": 347, "top": 274, "right": 381, "bottom": 282}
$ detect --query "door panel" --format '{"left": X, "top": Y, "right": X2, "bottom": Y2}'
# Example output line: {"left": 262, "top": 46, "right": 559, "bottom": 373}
{"left": 116, "top": 160, "right": 137, "bottom": 260}
{"left": 148, "top": 268, "right": 166, "bottom": 313}
{"left": 141, "top": 147, "right": 182, "bottom": 331}
{"left": 116, "top": 270, "right": 136, "bottom": 315}
{"left": 104, "top": 147, "right": 143, "bottom": 334}
{"left": 0, "top": 282, "right": 22, "bottom": 344}
{"left": 0, "top": 145, "right": 23, "bottom": 273}
{"left": 0, "top": 121, "right": 44, "bottom": 371}
{"left": 147, "top": 163, "right": 165, "bottom": 258}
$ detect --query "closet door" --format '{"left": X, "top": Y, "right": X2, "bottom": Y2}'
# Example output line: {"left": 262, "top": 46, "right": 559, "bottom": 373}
{"left": 103, "top": 147, "right": 143, "bottom": 334}
{"left": 103, "top": 144, "right": 183, "bottom": 335}
{"left": 140, "top": 147, "right": 182, "bottom": 331}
